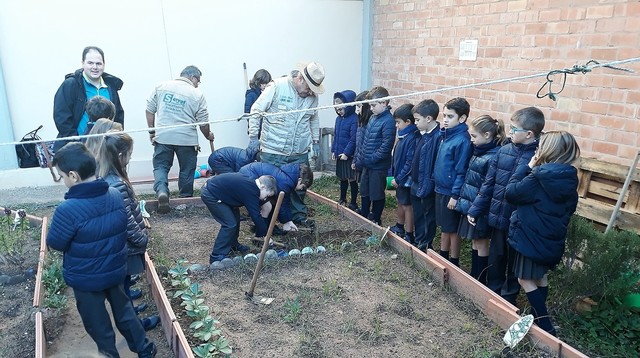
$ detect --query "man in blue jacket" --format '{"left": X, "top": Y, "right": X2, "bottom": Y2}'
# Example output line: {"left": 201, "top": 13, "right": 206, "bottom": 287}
{"left": 47, "top": 143, "right": 156, "bottom": 358}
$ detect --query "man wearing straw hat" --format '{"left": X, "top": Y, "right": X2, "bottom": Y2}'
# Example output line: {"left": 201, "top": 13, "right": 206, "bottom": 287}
{"left": 248, "top": 61, "right": 325, "bottom": 228}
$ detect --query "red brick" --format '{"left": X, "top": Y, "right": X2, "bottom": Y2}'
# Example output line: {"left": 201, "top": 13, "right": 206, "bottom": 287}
{"left": 612, "top": 75, "right": 640, "bottom": 90}
{"left": 525, "top": 23, "right": 547, "bottom": 34}
{"left": 561, "top": 7, "right": 586, "bottom": 20}
{"left": 596, "top": 17, "right": 627, "bottom": 33}
{"left": 507, "top": 0, "right": 527, "bottom": 12}
{"left": 618, "top": 145, "right": 640, "bottom": 162}
{"left": 582, "top": 100, "right": 608, "bottom": 114}
{"left": 592, "top": 141, "right": 618, "bottom": 156}
{"left": 569, "top": 20, "right": 596, "bottom": 33}
{"left": 586, "top": 5, "right": 615, "bottom": 19}
{"left": 596, "top": 115, "right": 626, "bottom": 128}
{"left": 610, "top": 131, "right": 638, "bottom": 146}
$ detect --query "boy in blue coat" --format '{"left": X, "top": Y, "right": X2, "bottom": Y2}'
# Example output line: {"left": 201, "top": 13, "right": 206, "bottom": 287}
{"left": 390, "top": 104, "right": 420, "bottom": 243}
{"left": 208, "top": 143, "right": 259, "bottom": 175}
{"left": 359, "top": 86, "right": 396, "bottom": 225}
{"left": 434, "top": 98, "right": 473, "bottom": 266}
{"left": 239, "top": 162, "right": 313, "bottom": 233}
{"left": 47, "top": 142, "right": 156, "bottom": 358}
{"left": 467, "top": 107, "right": 545, "bottom": 304}
{"left": 410, "top": 99, "right": 442, "bottom": 251}
{"left": 201, "top": 173, "right": 277, "bottom": 263}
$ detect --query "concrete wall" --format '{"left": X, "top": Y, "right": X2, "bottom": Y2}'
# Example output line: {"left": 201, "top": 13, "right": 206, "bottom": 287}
{"left": 0, "top": 0, "right": 364, "bottom": 189}
{"left": 371, "top": 0, "right": 640, "bottom": 166}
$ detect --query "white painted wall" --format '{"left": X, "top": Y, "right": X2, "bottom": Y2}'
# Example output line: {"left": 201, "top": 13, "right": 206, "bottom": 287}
{"left": 0, "top": 0, "right": 364, "bottom": 189}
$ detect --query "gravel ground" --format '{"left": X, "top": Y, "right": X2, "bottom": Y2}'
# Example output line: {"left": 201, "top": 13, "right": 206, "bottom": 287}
{"left": 0, "top": 177, "right": 211, "bottom": 207}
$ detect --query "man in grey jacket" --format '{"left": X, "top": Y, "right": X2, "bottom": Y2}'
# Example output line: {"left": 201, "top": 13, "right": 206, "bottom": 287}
{"left": 146, "top": 65, "right": 215, "bottom": 213}
{"left": 248, "top": 61, "right": 325, "bottom": 226}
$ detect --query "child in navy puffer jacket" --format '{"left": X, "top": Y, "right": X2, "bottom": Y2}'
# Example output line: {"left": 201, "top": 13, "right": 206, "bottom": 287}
{"left": 505, "top": 131, "right": 580, "bottom": 336}
{"left": 455, "top": 115, "right": 506, "bottom": 285}
{"left": 331, "top": 90, "right": 358, "bottom": 210}
{"left": 359, "top": 86, "right": 396, "bottom": 225}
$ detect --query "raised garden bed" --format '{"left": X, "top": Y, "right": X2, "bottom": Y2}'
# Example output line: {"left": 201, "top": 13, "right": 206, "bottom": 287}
{"left": 145, "top": 194, "right": 579, "bottom": 357}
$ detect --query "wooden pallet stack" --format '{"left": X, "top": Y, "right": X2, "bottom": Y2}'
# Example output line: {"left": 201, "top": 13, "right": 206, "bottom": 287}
{"left": 576, "top": 156, "right": 640, "bottom": 233}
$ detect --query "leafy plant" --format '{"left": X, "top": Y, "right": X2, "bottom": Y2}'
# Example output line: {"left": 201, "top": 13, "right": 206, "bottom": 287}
{"left": 168, "top": 259, "right": 232, "bottom": 357}
{"left": 0, "top": 208, "right": 30, "bottom": 264}
{"left": 559, "top": 299, "right": 640, "bottom": 357}
{"left": 321, "top": 278, "right": 345, "bottom": 301}
{"left": 42, "top": 251, "right": 67, "bottom": 309}
{"left": 550, "top": 216, "right": 640, "bottom": 357}
{"left": 282, "top": 296, "right": 302, "bottom": 323}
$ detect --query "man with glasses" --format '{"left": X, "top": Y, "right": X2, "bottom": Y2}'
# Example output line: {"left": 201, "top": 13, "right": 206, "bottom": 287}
{"left": 146, "top": 65, "right": 214, "bottom": 213}
{"left": 248, "top": 62, "right": 326, "bottom": 227}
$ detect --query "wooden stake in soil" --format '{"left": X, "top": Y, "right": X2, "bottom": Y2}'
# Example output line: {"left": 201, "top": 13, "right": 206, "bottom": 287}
{"left": 246, "top": 191, "right": 284, "bottom": 305}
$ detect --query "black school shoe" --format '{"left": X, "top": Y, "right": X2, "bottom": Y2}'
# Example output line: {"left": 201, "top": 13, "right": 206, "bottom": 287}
{"left": 142, "top": 315, "right": 160, "bottom": 331}
{"left": 134, "top": 303, "right": 148, "bottom": 314}
{"left": 129, "top": 288, "right": 142, "bottom": 300}
{"left": 139, "top": 342, "right": 157, "bottom": 358}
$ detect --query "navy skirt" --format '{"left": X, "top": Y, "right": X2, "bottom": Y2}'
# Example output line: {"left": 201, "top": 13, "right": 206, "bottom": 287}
{"left": 513, "top": 251, "right": 550, "bottom": 280}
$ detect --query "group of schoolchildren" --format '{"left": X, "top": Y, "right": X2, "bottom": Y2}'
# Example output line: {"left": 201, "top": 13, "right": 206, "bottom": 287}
{"left": 331, "top": 86, "right": 581, "bottom": 336}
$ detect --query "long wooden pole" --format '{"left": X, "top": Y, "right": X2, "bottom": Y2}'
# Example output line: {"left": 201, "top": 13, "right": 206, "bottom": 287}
{"left": 606, "top": 150, "right": 640, "bottom": 233}
{"left": 247, "top": 191, "right": 284, "bottom": 298}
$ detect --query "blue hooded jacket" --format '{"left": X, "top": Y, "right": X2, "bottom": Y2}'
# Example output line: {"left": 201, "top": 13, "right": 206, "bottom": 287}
{"left": 331, "top": 90, "right": 358, "bottom": 158}
{"left": 47, "top": 179, "right": 128, "bottom": 291}
{"left": 239, "top": 162, "right": 299, "bottom": 223}
{"left": 506, "top": 163, "right": 579, "bottom": 266}
{"left": 392, "top": 123, "right": 420, "bottom": 187}
{"left": 434, "top": 122, "right": 473, "bottom": 198}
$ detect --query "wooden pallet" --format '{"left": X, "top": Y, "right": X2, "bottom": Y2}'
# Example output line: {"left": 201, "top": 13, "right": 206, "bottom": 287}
{"left": 576, "top": 157, "right": 640, "bottom": 233}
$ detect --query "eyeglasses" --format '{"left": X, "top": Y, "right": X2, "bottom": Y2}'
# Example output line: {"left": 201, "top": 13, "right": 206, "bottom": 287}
{"left": 509, "top": 124, "right": 529, "bottom": 133}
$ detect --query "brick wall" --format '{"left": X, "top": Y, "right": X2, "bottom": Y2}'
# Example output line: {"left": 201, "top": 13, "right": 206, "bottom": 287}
{"left": 372, "top": 0, "right": 640, "bottom": 166}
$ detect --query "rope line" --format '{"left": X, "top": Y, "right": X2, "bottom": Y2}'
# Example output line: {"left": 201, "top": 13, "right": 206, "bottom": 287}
{"left": 2, "top": 57, "right": 638, "bottom": 148}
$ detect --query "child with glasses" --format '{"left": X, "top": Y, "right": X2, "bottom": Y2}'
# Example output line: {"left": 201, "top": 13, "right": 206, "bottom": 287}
{"left": 358, "top": 87, "right": 396, "bottom": 225}
{"left": 505, "top": 131, "right": 580, "bottom": 336}
{"left": 467, "top": 107, "right": 545, "bottom": 305}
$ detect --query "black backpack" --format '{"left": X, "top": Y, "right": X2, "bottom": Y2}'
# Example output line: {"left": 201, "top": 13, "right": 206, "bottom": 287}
{"left": 15, "top": 125, "right": 43, "bottom": 168}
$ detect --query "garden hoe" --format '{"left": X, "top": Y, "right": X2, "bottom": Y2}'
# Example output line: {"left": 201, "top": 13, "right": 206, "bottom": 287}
{"left": 246, "top": 191, "right": 285, "bottom": 305}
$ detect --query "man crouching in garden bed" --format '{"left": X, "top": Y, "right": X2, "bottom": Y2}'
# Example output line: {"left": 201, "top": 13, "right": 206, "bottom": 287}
{"left": 201, "top": 173, "right": 277, "bottom": 263}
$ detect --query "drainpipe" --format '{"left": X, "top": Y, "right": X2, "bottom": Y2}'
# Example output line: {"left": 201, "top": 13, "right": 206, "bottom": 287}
{"left": 0, "top": 57, "right": 18, "bottom": 169}
{"left": 361, "top": 0, "right": 373, "bottom": 90}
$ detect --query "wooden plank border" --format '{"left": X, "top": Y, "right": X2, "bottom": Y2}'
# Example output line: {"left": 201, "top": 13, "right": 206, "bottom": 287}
{"left": 306, "top": 190, "right": 588, "bottom": 358}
